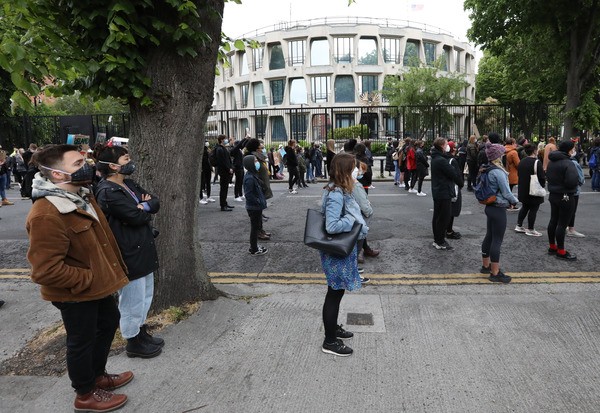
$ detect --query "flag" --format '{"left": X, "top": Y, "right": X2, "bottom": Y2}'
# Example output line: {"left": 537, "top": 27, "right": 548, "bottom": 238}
{"left": 411, "top": 4, "right": 424, "bottom": 11}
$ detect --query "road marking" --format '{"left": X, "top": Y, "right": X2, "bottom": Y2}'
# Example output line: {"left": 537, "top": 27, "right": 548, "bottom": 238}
{"left": 0, "top": 268, "right": 30, "bottom": 273}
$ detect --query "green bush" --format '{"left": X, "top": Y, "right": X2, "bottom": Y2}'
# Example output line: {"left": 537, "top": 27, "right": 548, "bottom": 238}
{"left": 369, "top": 142, "right": 387, "bottom": 156}
{"left": 327, "top": 125, "right": 367, "bottom": 140}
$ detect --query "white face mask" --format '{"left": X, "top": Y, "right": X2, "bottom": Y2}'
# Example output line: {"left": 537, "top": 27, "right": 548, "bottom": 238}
{"left": 351, "top": 167, "right": 359, "bottom": 180}
{"left": 445, "top": 145, "right": 451, "bottom": 153}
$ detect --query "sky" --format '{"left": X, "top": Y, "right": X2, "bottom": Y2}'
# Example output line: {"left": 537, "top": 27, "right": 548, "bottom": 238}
{"left": 222, "top": 0, "right": 474, "bottom": 43}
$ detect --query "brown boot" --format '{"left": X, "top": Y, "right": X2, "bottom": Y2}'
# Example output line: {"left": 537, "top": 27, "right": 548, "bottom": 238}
{"left": 357, "top": 250, "right": 365, "bottom": 264}
{"left": 2, "top": 199, "right": 14, "bottom": 206}
{"left": 364, "top": 248, "right": 380, "bottom": 257}
{"left": 74, "top": 388, "right": 127, "bottom": 412}
{"left": 95, "top": 371, "right": 134, "bottom": 391}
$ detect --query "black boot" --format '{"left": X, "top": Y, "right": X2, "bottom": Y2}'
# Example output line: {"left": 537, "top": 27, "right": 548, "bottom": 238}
{"left": 139, "top": 324, "right": 165, "bottom": 347}
{"left": 126, "top": 334, "right": 162, "bottom": 358}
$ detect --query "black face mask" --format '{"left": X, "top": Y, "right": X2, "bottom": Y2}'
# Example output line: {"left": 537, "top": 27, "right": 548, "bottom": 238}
{"left": 118, "top": 161, "right": 136, "bottom": 175}
{"left": 69, "top": 162, "right": 95, "bottom": 184}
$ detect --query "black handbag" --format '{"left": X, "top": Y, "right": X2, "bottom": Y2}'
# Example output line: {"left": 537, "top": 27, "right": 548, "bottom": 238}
{"left": 303, "top": 208, "right": 362, "bottom": 257}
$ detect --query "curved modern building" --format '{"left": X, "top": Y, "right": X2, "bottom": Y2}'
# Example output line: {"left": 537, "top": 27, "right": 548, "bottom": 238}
{"left": 212, "top": 17, "right": 476, "bottom": 143}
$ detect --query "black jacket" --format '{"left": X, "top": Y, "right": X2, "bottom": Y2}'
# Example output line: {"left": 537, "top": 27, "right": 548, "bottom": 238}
{"left": 430, "top": 148, "right": 463, "bottom": 200}
{"left": 284, "top": 146, "right": 298, "bottom": 167}
{"left": 546, "top": 151, "right": 579, "bottom": 195}
{"left": 231, "top": 139, "right": 248, "bottom": 170}
{"left": 95, "top": 179, "right": 160, "bottom": 280}
{"left": 415, "top": 148, "right": 429, "bottom": 176}
{"left": 215, "top": 144, "right": 232, "bottom": 171}
{"left": 517, "top": 156, "right": 546, "bottom": 205}
{"left": 242, "top": 156, "right": 267, "bottom": 211}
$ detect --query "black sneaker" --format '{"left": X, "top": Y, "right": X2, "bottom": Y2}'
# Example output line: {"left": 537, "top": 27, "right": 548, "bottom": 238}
{"left": 360, "top": 277, "right": 370, "bottom": 284}
{"left": 547, "top": 248, "right": 557, "bottom": 255}
{"left": 446, "top": 231, "right": 462, "bottom": 240}
{"left": 480, "top": 265, "right": 491, "bottom": 274}
{"left": 556, "top": 251, "right": 577, "bottom": 261}
{"left": 358, "top": 268, "right": 364, "bottom": 274}
{"left": 335, "top": 324, "right": 354, "bottom": 339}
{"left": 441, "top": 241, "right": 454, "bottom": 250}
{"left": 322, "top": 339, "right": 353, "bottom": 356}
{"left": 249, "top": 246, "right": 268, "bottom": 256}
{"left": 489, "top": 271, "right": 512, "bottom": 283}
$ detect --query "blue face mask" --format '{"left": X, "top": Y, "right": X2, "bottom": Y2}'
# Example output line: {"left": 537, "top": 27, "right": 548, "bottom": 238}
{"left": 262, "top": 148, "right": 267, "bottom": 154}
{"left": 223, "top": 139, "right": 229, "bottom": 146}
{"left": 357, "top": 174, "right": 364, "bottom": 180}
{"left": 255, "top": 161, "right": 261, "bottom": 171}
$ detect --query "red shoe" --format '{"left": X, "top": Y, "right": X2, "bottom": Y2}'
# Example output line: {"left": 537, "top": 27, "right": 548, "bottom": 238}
{"left": 95, "top": 371, "right": 134, "bottom": 391}
{"left": 74, "top": 388, "right": 127, "bottom": 412}
{"left": 364, "top": 248, "right": 380, "bottom": 257}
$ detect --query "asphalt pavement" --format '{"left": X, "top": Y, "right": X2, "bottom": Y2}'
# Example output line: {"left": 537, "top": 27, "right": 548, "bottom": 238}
{"left": 1, "top": 174, "right": 600, "bottom": 412}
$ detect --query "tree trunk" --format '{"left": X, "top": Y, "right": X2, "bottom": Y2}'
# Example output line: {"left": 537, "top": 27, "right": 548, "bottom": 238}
{"left": 564, "top": 27, "right": 582, "bottom": 139}
{"left": 127, "top": 0, "right": 224, "bottom": 311}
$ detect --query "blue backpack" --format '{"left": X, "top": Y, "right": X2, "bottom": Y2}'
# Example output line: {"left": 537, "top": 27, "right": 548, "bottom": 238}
{"left": 474, "top": 165, "right": 498, "bottom": 205}
{"left": 589, "top": 149, "right": 598, "bottom": 170}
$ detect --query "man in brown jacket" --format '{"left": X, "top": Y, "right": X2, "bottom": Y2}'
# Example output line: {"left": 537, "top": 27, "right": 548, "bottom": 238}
{"left": 26, "top": 145, "right": 131, "bottom": 413}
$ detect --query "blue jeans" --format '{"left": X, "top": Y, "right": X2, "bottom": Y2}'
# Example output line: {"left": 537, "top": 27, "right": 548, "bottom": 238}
{"left": 592, "top": 170, "right": 600, "bottom": 191}
{"left": 118, "top": 273, "right": 154, "bottom": 339}
{"left": 307, "top": 162, "right": 314, "bottom": 181}
{"left": 393, "top": 161, "right": 400, "bottom": 183}
{"left": 0, "top": 174, "right": 7, "bottom": 200}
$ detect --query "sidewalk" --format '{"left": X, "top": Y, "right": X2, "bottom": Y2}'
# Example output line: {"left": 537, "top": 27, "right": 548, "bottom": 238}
{"left": 5, "top": 282, "right": 600, "bottom": 413}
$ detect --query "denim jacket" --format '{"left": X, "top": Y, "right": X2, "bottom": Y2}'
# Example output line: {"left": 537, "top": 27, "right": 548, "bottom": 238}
{"left": 571, "top": 158, "right": 585, "bottom": 196}
{"left": 321, "top": 186, "right": 368, "bottom": 240}
{"left": 488, "top": 167, "right": 518, "bottom": 207}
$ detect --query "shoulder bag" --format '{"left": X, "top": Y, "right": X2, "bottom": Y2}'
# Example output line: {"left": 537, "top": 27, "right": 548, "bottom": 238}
{"left": 529, "top": 159, "right": 546, "bottom": 197}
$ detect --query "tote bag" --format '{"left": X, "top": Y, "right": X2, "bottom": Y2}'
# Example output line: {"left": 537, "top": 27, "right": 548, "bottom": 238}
{"left": 529, "top": 159, "right": 546, "bottom": 197}
{"left": 303, "top": 208, "right": 362, "bottom": 257}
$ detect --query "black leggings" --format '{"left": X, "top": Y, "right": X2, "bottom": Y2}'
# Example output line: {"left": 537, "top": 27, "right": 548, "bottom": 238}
{"left": 481, "top": 205, "right": 507, "bottom": 263}
{"left": 432, "top": 199, "right": 452, "bottom": 244}
{"left": 322, "top": 286, "right": 345, "bottom": 342}
{"left": 404, "top": 169, "right": 415, "bottom": 189}
{"left": 288, "top": 166, "right": 299, "bottom": 190}
{"left": 200, "top": 169, "right": 211, "bottom": 198}
{"left": 247, "top": 209, "right": 263, "bottom": 252}
{"left": 415, "top": 173, "right": 426, "bottom": 193}
{"left": 568, "top": 195, "right": 579, "bottom": 227}
{"left": 548, "top": 193, "right": 576, "bottom": 250}
{"left": 517, "top": 203, "right": 540, "bottom": 230}
{"left": 467, "top": 160, "right": 478, "bottom": 189}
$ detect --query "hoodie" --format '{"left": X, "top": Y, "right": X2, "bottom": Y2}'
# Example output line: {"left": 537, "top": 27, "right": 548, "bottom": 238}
{"left": 546, "top": 151, "right": 579, "bottom": 195}
{"left": 243, "top": 155, "right": 267, "bottom": 211}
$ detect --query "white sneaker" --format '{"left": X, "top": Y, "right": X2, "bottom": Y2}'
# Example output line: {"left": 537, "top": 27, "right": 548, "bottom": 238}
{"left": 199, "top": 198, "right": 208, "bottom": 205}
{"left": 408, "top": 188, "right": 418, "bottom": 193}
{"left": 289, "top": 189, "right": 298, "bottom": 194}
{"left": 514, "top": 225, "right": 526, "bottom": 233}
{"left": 234, "top": 197, "right": 244, "bottom": 202}
{"left": 567, "top": 229, "right": 585, "bottom": 238}
{"left": 206, "top": 198, "right": 216, "bottom": 203}
{"left": 416, "top": 192, "right": 427, "bottom": 197}
{"left": 369, "top": 185, "right": 376, "bottom": 189}
{"left": 525, "top": 229, "right": 542, "bottom": 237}
{"left": 228, "top": 183, "right": 234, "bottom": 188}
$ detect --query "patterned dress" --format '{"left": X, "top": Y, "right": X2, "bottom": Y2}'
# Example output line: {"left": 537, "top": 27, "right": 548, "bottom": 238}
{"left": 320, "top": 246, "right": 361, "bottom": 291}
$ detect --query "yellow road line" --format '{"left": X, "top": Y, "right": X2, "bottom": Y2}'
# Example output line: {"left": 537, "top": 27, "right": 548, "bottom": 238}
{"left": 0, "top": 268, "right": 30, "bottom": 273}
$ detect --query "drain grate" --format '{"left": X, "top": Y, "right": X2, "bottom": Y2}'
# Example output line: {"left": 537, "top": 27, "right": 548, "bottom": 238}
{"left": 346, "top": 312, "right": 374, "bottom": 326}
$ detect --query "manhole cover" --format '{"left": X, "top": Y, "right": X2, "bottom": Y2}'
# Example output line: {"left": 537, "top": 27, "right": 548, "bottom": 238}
{"left": 346, "top": 312, "right": 374, "bottom": 326}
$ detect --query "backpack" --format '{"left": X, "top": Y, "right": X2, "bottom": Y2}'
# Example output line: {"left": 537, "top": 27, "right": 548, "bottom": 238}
{"left": 589, "top": 149, "right": 598, "bottom": 170}
{"left": 474, "top": 165, "right": 498, "bottom": 205}
{"left": 208, "top": 146, "right": 219, "bottom": 167}
{"left": 501, "top": 153, "right": 507, "bottom": 168}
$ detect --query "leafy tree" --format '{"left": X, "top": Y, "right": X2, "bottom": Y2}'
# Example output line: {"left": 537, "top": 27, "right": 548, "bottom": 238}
{"left": 465, "top": 0, "right": 600, "bottom": 137}
{"left": 383, "top": 58, "right": 468, "bottom": 139}
{"left": 52, "top": 92, "right": 129, "bottom": 115}
{"left": 0, "top": 68, "right": 15, "bottom": 117}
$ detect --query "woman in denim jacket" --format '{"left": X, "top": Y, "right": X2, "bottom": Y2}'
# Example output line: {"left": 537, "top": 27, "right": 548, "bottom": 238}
{"left": 320, "top": 153, "right": 367, "bottom": 357}
{"left": 480, "top": 143, "right": 519, "bottom": 283}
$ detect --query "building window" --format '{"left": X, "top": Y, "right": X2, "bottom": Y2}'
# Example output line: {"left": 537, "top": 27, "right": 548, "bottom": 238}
{"left": 424, "top": 42, "right": 436, "bottom": 65}
{"left": 311, "top": 38, "right": 329, "bottom": 66}
{"left": 334, "top": 76, "right": 355, "bottom": 103}
{"left": 240, "top": 84, "right": 249, "bottom": 108}
{"left": 454, "top": 49, "right": 461, "bottom": 71}
{"left": 269, "top": 43, "right": 285, "bottom": 70}
{"left": 228, "top": 55, "right": 234, "bottom": 77}
{"left": 358, "top": 37, "right": 377, "bottom": 65}
{"left": 240, "top": 52, "right": 249, "bottom": 76}
{"left": 290, "top": 113, "right": 307, "bottom": 140}
{"left": 270, "top": 79, "right": 285, "bottom": 105}
{"left": 442, "top": 47, "right": 451, "bottom": 71}
{"left": 227, "top": 87, "right": 236, "bottom": 110}
{"left": 311, "top": 76, "right": 330, "bottom": 103}
{"left": 271, "top": 116, "right": 287, "bottom": 140}
{"left": 382, "top": 37, "right": 401, "bottom": 64}
{"left": 334, "top": 37, "right": 353, "bottom": 63}
{"left": 252, "top": 82, "right": 267, "bottom": 107}
{"left": 240, "top": 118, "right": 248, "bottom": 135}
{"left": 288, "top": 40, "right": 306, "bottom": 66}
{"left": 255, "top": 115, "right": 267, "bottom": 139}
{"left": 290, "top": 78, "right": 308, "bottom": 105}
{"left": 383, "top": 113, "right": 398, "bottom": 136}
{"left": 335, "top": 113, "right": 354, "bottom": 128}
{"left": 404, "top": 40, "right": 419, "bottom": 66}
{"left": 360, "top": 75, "right": 378, "bottom": 94}
{"left": 312, "top": 114, "right": 330, "bottom": 140}
{"left": 464, "top": 54, "right": 470, "bottom": 73}
{"left": 253, "top": 46, "right": 264, "bottom": 70}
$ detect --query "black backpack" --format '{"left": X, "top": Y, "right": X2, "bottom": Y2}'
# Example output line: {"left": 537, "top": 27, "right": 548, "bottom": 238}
{"left": 208, "top": 146, "right": 219, "bottom": 167}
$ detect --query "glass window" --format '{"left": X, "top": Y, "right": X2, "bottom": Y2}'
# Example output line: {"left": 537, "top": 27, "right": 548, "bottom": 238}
{"left": 442, "top": 47, "right": 451, "bottom": 71}
{"left": 312, "top": 114, "right": 331, "bottom": 140}
{"left": 334, "top": 37, "right": 353, "bottom": 63}
{"left": 288, "top": 40, "right": 306, "bottom": 66}
{"left": 255, "top": 115, "right": 267, "bottom": 139}
{"left": 335, "top": 113, "right": 354, "bottom": 128}
{"left": 290, "top": 78, "right": 308, "bottom": 104}
{"left": 404, "top": 40, "right": 419, "bottom": 66}
{"left": 334, "top": 76, "right": 355, "bottom": 103}
{"left": 383, "top": 113, "right": 398, "bottom": 136}
{"left": 382, "top": 37, "right": 400, "bottom": 64}
{"left": 424, "top": 42, "right": 436, "bottom": 65}
{"left": 240, "top": 84, "right": 249, "bottom": 108}
{"left": 311, "top": 39, "right": 329, "bottom": 66}
{"left": 360, "top": 75, "right": 378, "bottom": 94}
{"left": 228, "top": 55, "right": 234, "bottom": 76}
{"left": 240, "top": 52, "right": 248, "bottom": 76}
{"left": 252, "top": 82, "right": 267, "bottom": 107}
{"left": 454, "top": 49, "right": 461, "bottom": 71}
{"left": 253, "top": 46, "right": 264, "bottom": 70}
{"left": 270, "top": 79, "right": 285, "bottom": 105}
{"left": 358, "top": 38, "right": 377, "bottom": 65}
{"left": 291, "top": 113, "right": 307, "bottom": 140}
{"left": 240, "top": 118, "right": 248, "bottom": 134}
{"left": 311, "top": 76, "right": 330, "bottom": 103}
{"left": 271, "top": 116, "right": 288, "bottom": 140}
{"left": 227, "top": 87, "right": 236, "bottom": 110}
{"left": 269, "top": 43, "right": 285, "bottom": 70}
{"left": 464, "top": 54, "right": 470, "bottom": 73}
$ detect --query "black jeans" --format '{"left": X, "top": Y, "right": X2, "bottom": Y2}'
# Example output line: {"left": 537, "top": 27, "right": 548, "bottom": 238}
{"left": 467, "top": 160, "right": 478, "bottom": 189}
{"left": 322, "top": 286, "right": 345, "bottom": 342}
{"left": 548, "top": 193, "right": 576, "bottom": 250}
{"left": 482, "top": 205, "right": 507, "bottom": 262}
{"left": 404, "top": 169, "right": 415, "bottom": 189}
{"left": 234, "top": 168, "right": 244, "bottom": 198}
{"left": 219, "top": 170, "right": 231, "bottom": 208}
{"left": 288, "top": 166, "right": 299, "bottom": 190}
{"left": 432, "top": 198, "right": 452, "bottom": 244}
{"left": 568, "top": 195, "right": 579, "bottom": 227}
{"left": 247, "top": 209, "right": 263, "bottom": 252}
{"left": 52, "top": 296, "right": 120, "bottom": 395}
{"left": 517, "top": 203, "right": 540, "bottom": 230}
{"left": 200, "top": 169, "right": 211, "bottom": 199}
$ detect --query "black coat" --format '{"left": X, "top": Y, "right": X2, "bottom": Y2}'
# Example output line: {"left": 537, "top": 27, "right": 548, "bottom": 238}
{"left": 517, "top": 156, "right": 546, "bottom": 205}
{"left": 95, "top": 179, "right": 160, "bottom": 280}
{"left": 430, "top": 148, "right": 463, "bottom": 200}
{"left": 546, "top": 151, "right": 579, "bottom": 195}
{"left": 415, "top": 148, "right": 429, "bottom": 177}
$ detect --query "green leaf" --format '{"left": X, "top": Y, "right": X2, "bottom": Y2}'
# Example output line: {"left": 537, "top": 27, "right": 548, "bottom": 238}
{"left": 234, "top": 39, "right": 245, "bottom": 50}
